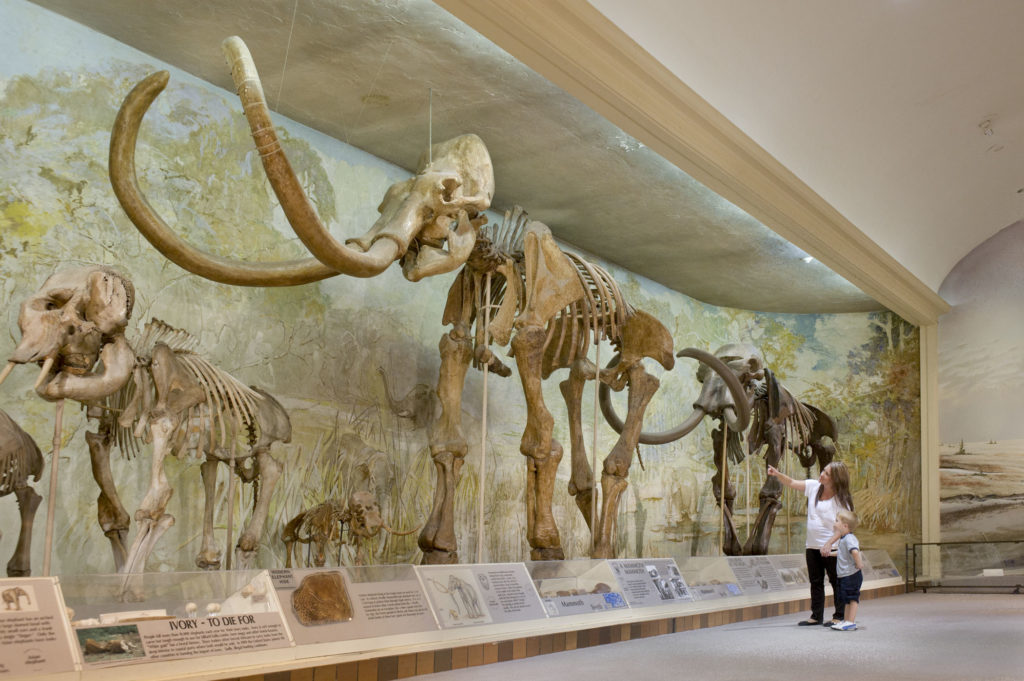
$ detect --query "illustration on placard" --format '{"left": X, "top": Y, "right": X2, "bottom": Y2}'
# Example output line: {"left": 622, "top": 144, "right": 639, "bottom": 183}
{"left": 778, "top": 566, "right": 809, "bottom": 585}
{"left": 424, "top": 570, "right": 490, "bottom": 625}
{"left": 75, "top": 624, "right": 145, "bottom": 663}
{"left": 646, "top": 565, "right": 674, "bottom": 601}
{"left": 1, "top": 585, "right": 36, "bottom": 613}
{"left": 291, "top": 571, "right": 354, "bottom": 626}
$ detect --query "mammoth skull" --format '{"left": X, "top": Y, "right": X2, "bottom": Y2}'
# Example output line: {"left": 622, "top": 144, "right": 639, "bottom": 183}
{"left": 109, "top": 37, "right": 494, "bottom": 289}
{"left": 692, "top": 343, "right": 764, "bottom": 430}
{"left": 3, "top": 267, "right": 136, "bottom": 403}
{"left": 346, "top": 490, "right": 383, "bottom": 540}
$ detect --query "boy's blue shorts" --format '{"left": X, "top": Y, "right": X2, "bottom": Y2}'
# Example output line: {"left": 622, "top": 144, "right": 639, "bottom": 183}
{"left": 837, "top": 571, "right": 863, "bottom": 603}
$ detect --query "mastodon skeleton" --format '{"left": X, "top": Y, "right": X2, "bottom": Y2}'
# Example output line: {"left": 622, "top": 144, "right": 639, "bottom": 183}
{"left": 109, "top": 319, "right": 289, "bottom": 573}
{"left": 1, "top": 274, "right": 288, "bottom": 576}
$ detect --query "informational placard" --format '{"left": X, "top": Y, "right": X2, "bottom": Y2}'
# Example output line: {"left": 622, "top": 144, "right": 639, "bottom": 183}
{"left": 528, "top": 560, "right": 628, "bottom": 617}
{"left": 271, "top": 566, "right": 437, "bottom": 645}
{"left": 417, "top": 563, "right": 547, "bottom": 628}
{"left": 727, "top": 556, "right": 786, "bottom": 594}
{"left": 0, "top": 578, "right": 77, "bottom": 677}
{"left": 768, "top": 554, "right": 810, "bottom": 590}
{"left": 75, "top": 611, "right": 290, "bottom": 668}
{"left": 677, "top": 557, "right": 742, "bottom": 601}
{"left": 861, "top": 550, "right": 900, "bottom": 580}
{"left": 607, "top": 559, "right": 693, "bottom": 607}
{"left": 73, "top": 573, "right": 290, "bottom": 669}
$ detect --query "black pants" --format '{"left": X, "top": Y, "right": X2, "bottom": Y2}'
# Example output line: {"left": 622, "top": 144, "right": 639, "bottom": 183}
{"left": 805, "top": 548, "right": 843, "bottom": 622}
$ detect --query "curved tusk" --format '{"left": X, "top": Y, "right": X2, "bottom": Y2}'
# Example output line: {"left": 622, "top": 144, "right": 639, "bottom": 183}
{"left": 598, "top": 354, "right": 708, "bottom": 445}
{"left": 222, "top": 36, "right": 400, "bottom": 278}
{"left": 382, "top": 522, "right": 423, "bottom": 537}
{"left": 33, "top": 357, "right": 55, "bottom": 391}
{"left": 0, "top": 362, "right": 14, "bottom": 389}
{"left": 600, "top": 347, "right": 751, "bottom": 444}
{"left": 110, "top": 71, "right": 343, "bottom": 286}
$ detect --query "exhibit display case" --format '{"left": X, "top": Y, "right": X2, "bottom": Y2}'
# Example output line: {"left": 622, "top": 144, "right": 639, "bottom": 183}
{"left": 0, "top": 1, "right": 924, "bottom": 678}
{"left": 0, "top": 555, "right": 903, "bottom": 678}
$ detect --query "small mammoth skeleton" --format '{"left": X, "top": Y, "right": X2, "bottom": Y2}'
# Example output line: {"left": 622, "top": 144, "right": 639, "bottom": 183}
{"left": 282, "top": 491, "right": 419, "bottom": 568}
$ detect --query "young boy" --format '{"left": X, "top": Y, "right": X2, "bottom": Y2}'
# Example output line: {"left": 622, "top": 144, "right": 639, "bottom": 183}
{"left": 822, "top": 509, "right": 862, "bottom": 631}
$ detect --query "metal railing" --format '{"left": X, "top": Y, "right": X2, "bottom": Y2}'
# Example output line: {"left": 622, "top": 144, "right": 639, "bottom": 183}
{"left": 906, "top": 540, "right": 1024, "bottom": 593}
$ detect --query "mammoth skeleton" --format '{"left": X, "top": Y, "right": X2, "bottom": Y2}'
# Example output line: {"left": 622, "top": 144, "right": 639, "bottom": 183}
{"left": 282, "top": 491, "right": 419, "bottom": 568}
{"left": 1, "top": 267, "right": 290, "bottom": 574}
{"left": 611, "top": 343, "right": 837, "bottom": 556}
{"left": 108, "top": 36, "right": 748, "bottom": 563}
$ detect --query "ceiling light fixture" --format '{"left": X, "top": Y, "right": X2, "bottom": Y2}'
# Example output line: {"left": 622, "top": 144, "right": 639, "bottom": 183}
{"left": 802, "top": 256, "right": 814, "bottom": 264}
{"left": 979, "top": 119, "right": 995, "bottom": 137}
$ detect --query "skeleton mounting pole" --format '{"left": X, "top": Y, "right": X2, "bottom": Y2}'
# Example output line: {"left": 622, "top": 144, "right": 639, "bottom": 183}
{"left": 476, "top": 273, "right": 492, "bottom": 564}
{"left": 42, "top": 399, "right": 65, "bottom": 576}
{"left": 785, "top": 450, "right": 791, "bottom": 553}
{"left": 590, "top": 341, "right": 601, "bottom": 555}
{"left": 225, "top": 448, "right": 237, "bottom": 570}
{"left": 718, "top": 426, "right": 727, "bottom": 556}
{"left": 745, "top": 443, "right": 751, "bottom": 544}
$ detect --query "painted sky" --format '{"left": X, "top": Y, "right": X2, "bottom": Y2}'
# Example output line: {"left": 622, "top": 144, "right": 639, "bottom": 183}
{"left": 938, "top": 220, "right": 1024, "bottom": 443}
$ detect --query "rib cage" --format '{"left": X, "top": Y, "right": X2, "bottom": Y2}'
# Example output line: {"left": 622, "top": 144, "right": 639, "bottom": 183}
{"left": 106, "top": 319, "right": 262, "bottom": 460}
{"left": 746, "top": 380, "right": 818, "bottom": 463}
{"left": 542, "top": 252, "right": 633, "bottom": 374}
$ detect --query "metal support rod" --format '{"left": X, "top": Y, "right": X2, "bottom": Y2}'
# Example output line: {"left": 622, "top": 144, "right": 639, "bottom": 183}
{"left": 718, "top": 426, "right": 727, "bottom": 556}
{"left": 785, "top": 450, "right": 791, "bottom": 553}
{"left": 590, "top": 342, "right": 601, "bottom": 555}
{"left": 42, "top": 399, "right": 65, "bottom": 576}
{"left": 476, "top": 273, "right": 491, "bottom": 563}
{"left": 225, "top": 450, "right": 236, "bottom": 571}
{"left": 745, "top": 442, "right": 751, "bottom": 544}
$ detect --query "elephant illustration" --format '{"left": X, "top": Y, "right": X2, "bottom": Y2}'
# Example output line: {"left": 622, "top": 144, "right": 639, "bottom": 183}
{"left": 2, "top": 586, "right": 31, "bottom": 610}
{"left": 377, "top": 366, "right": 437, "bottom": 430}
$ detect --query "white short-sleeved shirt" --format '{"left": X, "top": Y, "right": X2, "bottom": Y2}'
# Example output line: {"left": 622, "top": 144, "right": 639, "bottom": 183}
{"left": 804, "top": 479, "right": 842, "bottom": 550}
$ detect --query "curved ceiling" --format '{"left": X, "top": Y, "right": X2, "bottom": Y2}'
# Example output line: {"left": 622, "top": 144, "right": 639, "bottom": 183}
{"left": 24, "top": 0, "right": 947, "bottom": 315}
{"left": 590, "top": 0, "right": 1024, "bottom": 296}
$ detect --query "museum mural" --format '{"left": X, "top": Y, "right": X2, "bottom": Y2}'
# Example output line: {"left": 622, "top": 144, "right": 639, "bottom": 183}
{"left": 938, "top": 219, "right": 1024, "bottom": 542}
{"left": 0, "top": 1, "right": 919, "bottom": 576}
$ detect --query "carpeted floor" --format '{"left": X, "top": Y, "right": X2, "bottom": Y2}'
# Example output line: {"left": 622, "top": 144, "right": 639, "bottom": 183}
{"left": 419, "top": 592, "right": 1024, "bottom": 681}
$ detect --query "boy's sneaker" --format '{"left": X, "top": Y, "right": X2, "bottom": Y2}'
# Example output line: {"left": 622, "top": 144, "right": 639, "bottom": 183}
{"left": 831, "top": 621, "right": 856, "bottom": 631}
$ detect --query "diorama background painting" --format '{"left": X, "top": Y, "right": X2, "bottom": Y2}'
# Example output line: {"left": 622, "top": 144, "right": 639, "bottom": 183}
{"left": 0, "top": 1, "right": 920, "bottom": 574}
{"left": 938, "top": 218, "right": 1024, "bottom": 542}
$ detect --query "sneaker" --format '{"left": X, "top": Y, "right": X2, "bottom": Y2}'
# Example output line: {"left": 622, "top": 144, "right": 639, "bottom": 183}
{"left": 831, "top": 621, "right": 856, "bottom": 631}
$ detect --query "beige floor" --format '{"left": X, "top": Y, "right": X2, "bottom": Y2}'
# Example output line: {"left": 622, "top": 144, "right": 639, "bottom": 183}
{"left": 420, "top": 592, "right": 1024, "bottom": 681}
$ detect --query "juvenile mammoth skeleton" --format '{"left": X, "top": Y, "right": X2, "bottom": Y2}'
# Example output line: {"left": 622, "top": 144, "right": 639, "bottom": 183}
{"left": 282, "top": 491, "right": 419, "bottom": 568}
{"left": 1, "top": 267, "right": 290, "bottom": 574}
{"left": 109, "top": 36, "right": 748, "bottom": 563}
